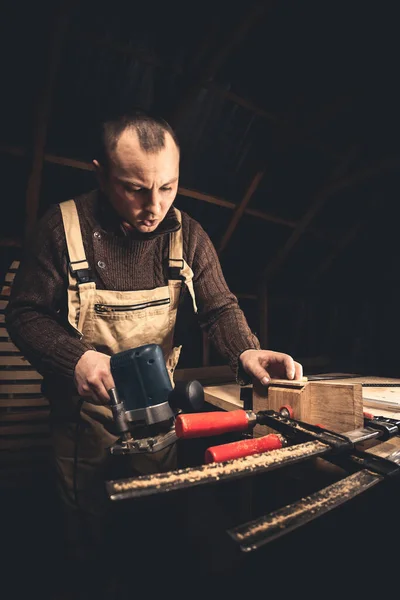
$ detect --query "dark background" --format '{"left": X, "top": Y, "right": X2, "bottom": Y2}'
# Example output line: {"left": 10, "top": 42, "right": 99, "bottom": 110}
{"left": 1, "top": 0, "right": 400, "bottom": 376}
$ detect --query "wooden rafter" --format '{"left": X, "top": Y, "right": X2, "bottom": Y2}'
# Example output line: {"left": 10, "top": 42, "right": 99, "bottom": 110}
{"left": 24, "top": 1, "right": 72, "bottom": 240}
{"left": 0, "top": 145, "right": 333, "bottom": 243}
{"left": 262, "top": 152, "right": 400, "bottom": 281}
{"left": 311, "top": 198, "right": 380, "bottom": 281}
{"left": 218, "top": 170, "right": 265, "bottom": 254}
{"left": 262, "top": 146, "right": 360, "bottom": 281}
{"left": 78, "top": 20, "right": 343, "bottom": 163}
{"left": 215, "top": 97, "right": 351, "bottom": 255}
{"left": 168, "top": 2, "right": 271, "bottom": 127}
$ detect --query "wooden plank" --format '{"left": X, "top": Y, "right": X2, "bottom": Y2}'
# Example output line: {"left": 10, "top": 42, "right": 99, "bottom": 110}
{"left": 0, "top": 422, "right": 49, "bottom": 435}
{"left": 204, "top": 383, "right": 244, "bottom": 411}
{"left": 0, "top": 341, "right": 20, "bottom": 353}
{"left": 0, "top": 410, "right": 49, "bottom": 422}
{"left": 0, "top": 423, "right": 50, "bottom": 436}
{"left": 10, "top": 261, "right": 20, "bottom": 270}
{"left": 0, "top": 356, "right": 32, "bottom": 366}
{"left": 0, "top": 397, "right": 49, "bottom": 408}
{"left": 0, "top": 314, "right": 4, "bottom": 323}
{"left": 1, "top": 285, "right": 11, "bottom": 296}
{"left": 0, "top": 300, "right": 8, "bottom": 310}
{"left": 0, "top": 383, "right": 42, "bottom": 394}
{"left": 0, "top": 448, "right": 50, "bottom": 463}
{"left": 4, "top": 273, "right": 15, "bottom": 283}
{"left": 0, "top": 370, "right": 42, "bottom": 380}
{"left": 0, "top": 437, "right": 51, "bottom": 450}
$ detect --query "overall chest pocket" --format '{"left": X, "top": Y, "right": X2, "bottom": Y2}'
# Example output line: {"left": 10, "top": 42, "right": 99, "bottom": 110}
{"left": 94, "top": 297, "right": 170, "bottom": 318}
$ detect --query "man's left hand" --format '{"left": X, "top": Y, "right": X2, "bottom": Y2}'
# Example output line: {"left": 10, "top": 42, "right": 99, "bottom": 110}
{"left": 239, "top": 349, "right": 303, "bottom": 385}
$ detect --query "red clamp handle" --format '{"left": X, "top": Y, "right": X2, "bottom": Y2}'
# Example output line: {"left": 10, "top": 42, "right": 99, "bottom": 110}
{"left": 175, "top": 410, "right": 249, "bottom": 439}
{"left": 205, "top": 434, "right": 283, "bottom": 463}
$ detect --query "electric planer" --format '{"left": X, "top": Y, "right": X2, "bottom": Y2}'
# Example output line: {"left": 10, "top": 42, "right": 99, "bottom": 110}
{"left": 107, "top": 343, "right": 205, "bottom": 455}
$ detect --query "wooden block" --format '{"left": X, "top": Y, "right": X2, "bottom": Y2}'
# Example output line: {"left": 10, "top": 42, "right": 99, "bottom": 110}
{"left": 253, "top": 379, "right": 363, "bottom": 436}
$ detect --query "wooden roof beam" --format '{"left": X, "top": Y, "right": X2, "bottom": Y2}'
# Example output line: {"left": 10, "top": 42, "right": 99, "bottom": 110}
{"left": 218, "top": 170, "right": 265, "bottom": 254}
{"left": 310, "top": 198, "right": 380, "bottom": 280}
{"left": 262, "top": 146, "right": 360, "bottom": 281}
{"left": 24, "top": 1, "right": 72, "bottom": 240}
{"left": 0, "top": 144, "right": 335, "bottom": 244}
{"left": 168, "top": 2, "right": 271, "bottom": 127}
{"left": 262, "top": 151, "right": 400, "bottom": 282}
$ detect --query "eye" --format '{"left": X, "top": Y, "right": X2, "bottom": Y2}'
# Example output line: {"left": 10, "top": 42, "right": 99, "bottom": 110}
{"left": 161, "top": 187, "right": 172, "bottom": 192}
{"left": 123, "top": 184, "right": 143, "bottom": 193}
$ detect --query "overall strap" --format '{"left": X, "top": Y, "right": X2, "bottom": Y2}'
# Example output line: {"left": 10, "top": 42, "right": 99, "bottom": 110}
{"left": 169, "top": 208, "right": 198, "bottom": 314}
{"left": 59, "top": 200, "right": 92, "bottom": 284}
{"left": 168, "top": 208, "right": 184, "bottom": 280}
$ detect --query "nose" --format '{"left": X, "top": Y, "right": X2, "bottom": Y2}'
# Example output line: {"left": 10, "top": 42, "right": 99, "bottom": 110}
{"left": 144, "top": 189, "right": 162, "bottom": 217}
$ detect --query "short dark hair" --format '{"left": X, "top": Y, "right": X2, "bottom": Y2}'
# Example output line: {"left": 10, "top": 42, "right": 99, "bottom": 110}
{"left": 96, "top": 108, "right": 180, "bottom": 167}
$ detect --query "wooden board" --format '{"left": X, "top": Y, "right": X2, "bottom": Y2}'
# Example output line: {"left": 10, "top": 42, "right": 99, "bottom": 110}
{"left": 204, "top": 383, "right": 248, "bottom": 411}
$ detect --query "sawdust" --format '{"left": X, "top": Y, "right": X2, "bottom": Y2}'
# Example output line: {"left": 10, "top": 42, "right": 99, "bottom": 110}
{"left": 235, "top": 470, "right": 378, "bottom": 545}
{"left": 111, "top": 440, "right": 328, "bottom": 493}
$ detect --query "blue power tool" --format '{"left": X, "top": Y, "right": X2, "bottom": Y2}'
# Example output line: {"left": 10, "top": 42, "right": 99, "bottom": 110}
{"left": 108, "top": 343, "right": 204, "bottom": 454}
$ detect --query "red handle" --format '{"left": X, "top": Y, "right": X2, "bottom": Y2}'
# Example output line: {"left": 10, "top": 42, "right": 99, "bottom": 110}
{"left": 205, "top": 434, "right": 283, "bottom": 463}
{"left": 175, "top": 410, "right": 249, "bottom": 439}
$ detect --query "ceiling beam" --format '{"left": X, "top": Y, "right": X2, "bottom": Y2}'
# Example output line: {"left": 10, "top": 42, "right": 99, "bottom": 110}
{"left": 167, "top": 2, "right": 271, "bottom": 127}
{"left": 218, "top": 169, "right": 265, "bottom": 254}
{"left": 310, "top": 198, "right": 380, "bottom": 281}
{"left": 262, "top": 146, "right": 360, "bottom": 281}
{"left": 261, "top": 149, "right": 400, "bottom": 281}
{"left": 0, "top": 144, "right": 338, "bottom": 245}
{"left": 24, "top": 1, "right": 72, "bottom": 240}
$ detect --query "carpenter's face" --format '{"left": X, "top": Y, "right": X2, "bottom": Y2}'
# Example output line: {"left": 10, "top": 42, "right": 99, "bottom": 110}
{"left": 95, "top": 128, "right": 179, "bottom": 233}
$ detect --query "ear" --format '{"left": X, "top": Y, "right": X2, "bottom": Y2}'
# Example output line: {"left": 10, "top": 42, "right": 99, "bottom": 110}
{"left": 92, "top": 159, "right": 106, "bottom": 191}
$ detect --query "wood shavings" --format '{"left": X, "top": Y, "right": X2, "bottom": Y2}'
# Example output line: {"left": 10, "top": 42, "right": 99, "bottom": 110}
{"left": 109, "top": 440, "right": 328, "bottom": 495}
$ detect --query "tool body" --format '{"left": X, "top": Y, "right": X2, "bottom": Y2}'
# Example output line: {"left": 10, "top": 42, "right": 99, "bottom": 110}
{"left": 107, "top": 343, "right": 205, "bottom": 454}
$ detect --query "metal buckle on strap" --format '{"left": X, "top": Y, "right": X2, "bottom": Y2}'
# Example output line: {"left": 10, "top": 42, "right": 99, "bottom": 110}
{"left": 69, "top": 260, "right": 92, "bottom": 284}
{"left": 168, "top": 258, "right": 184, "bottom": 281}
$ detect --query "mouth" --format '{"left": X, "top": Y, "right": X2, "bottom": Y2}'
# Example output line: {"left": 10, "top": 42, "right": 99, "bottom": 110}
{"left": 140, "top": 219, "right": 158, "bottom": 227}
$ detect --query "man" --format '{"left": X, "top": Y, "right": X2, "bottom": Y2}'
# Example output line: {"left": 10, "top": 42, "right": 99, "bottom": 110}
{"left": 6, "top": 109, "right": 302, "bottom": 584}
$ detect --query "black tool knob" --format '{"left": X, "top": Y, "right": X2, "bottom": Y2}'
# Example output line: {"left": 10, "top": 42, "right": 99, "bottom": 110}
{"left": 168, "top": 380, "right": 205, "bottom": 413}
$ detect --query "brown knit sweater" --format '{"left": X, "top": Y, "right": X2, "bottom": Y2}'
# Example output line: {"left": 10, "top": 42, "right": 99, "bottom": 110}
{"left": 6, "top": 190, "right": 260, "bottom": 391}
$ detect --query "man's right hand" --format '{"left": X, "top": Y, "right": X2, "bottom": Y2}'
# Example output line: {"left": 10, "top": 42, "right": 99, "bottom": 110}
{"left": 74, "top": 350, "right": 115, "bottom": 405}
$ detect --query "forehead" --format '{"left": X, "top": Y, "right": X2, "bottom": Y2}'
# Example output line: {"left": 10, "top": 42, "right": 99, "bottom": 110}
{"left": 109, "top": 128, "right": 180, "bottom": 179}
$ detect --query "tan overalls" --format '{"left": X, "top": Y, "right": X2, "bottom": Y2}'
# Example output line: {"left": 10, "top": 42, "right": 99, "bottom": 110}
{"left": 53, "top": 199, "right": 197, "bottom": 517}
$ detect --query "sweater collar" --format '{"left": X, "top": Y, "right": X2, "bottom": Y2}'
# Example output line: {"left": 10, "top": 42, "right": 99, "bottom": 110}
{"left": 95, "top": 190, "right": 181, "bottom": 240}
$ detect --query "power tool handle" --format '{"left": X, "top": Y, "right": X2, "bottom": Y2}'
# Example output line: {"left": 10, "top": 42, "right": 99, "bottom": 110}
{"left": 204, "top": 434, "right": 283, "bottom": 463}
{"left": 175, "top": 409, "right": 249, "bottom": 439}
{"left": 108, "top": 387, "right": 129, "bottom": 435}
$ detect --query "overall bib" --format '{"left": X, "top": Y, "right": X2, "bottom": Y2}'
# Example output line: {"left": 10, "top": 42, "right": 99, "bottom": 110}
{"left": 53, "top": 199, "right": 197, "bottom": 517}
